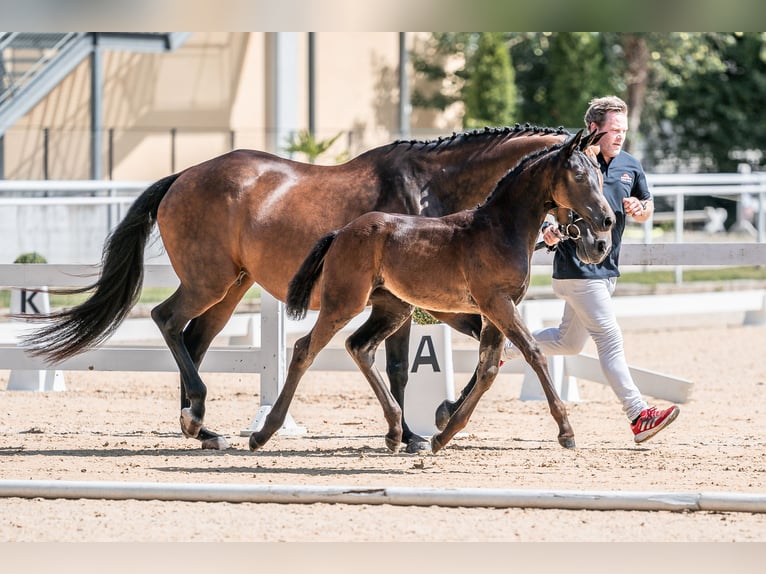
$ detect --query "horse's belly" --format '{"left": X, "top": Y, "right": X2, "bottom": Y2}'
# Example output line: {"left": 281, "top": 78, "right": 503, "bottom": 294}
{"left": 385, "top": 276, "right": 477, "bottom": 315}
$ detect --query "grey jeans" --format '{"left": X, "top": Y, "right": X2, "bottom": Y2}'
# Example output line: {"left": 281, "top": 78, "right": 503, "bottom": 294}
{"left": 532, "top": 277, "right": 648, "bottom": 421}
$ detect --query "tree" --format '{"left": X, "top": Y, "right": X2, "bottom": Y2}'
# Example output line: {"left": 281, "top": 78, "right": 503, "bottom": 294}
{"left": 410, "top": 32, "right": 766, "bottom": 171}
{"left": 509, "top": 33, "right": 621, "bottom": 130}
{"left": 411, "top": 33, "right": 516, "bottom": 128}
{"left": 545, "top": 33, "right": 613, "bottom": 130}
{"left": 646, "top": 33, "right": 766, "bottom": 171}
{"left": 462, "top": 33, "right": 516, "bottom": 128}
{"left": 283, "top": 130, "right": 346, "bottom": 164}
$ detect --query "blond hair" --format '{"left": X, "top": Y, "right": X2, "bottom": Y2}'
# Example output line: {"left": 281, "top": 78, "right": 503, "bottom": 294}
{"left": 584, "top": 96, "right": 628, "bottom": 129}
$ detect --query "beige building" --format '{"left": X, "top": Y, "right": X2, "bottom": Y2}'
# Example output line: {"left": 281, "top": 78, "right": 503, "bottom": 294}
{"left": 2, "top": 32, "right": 461, "bottom": 181}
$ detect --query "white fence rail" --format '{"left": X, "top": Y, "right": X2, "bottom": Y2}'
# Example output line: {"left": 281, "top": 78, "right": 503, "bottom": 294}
{"left": 643, "top": 171, "right": 766, "bottom": 243}
{"left": 1, "top": 172, "right": 764, "bottom": 240}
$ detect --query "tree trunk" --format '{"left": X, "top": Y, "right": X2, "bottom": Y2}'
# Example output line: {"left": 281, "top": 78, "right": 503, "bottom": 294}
{"left": 621, "top": 33, "right": 649, "bottom": 154}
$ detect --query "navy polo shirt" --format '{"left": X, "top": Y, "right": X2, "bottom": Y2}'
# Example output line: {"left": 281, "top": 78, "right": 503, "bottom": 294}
{"left": 552, "top": 150, "right": 651, "bottom": 280}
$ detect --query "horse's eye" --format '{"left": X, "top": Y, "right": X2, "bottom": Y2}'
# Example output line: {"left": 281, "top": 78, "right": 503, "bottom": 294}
{"left": 574, "top": 171, "right": 585, "bottom": 182}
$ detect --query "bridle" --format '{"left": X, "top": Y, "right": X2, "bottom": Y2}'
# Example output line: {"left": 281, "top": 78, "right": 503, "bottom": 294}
{"left": 535, "top": 208, "right": 586, "bottom": 251}
{"left": 536, "top": 145, "right": 602, "bottom": 251}
{"left": 557, "top": 209, "right": 585, "bottom": 242}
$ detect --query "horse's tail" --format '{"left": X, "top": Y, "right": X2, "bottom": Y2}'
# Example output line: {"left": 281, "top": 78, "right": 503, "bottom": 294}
{"left": 18, "top": 172, "right": 183, "bottom": 364}
{"left": 285, "top": 231, "right": 338, "bottom": 320}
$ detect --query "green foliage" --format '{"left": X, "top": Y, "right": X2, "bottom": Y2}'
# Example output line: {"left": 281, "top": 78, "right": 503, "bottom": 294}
{"left": 646, "top": 33, "right": 766, "bottom": 171}
{"left": 410, "top": 33, "right": 472, "bottom": 112}
{"left": 463, "top": 33, "right": 516, "bottom": 128}
{"left": 14, "top": 252, "right": 47, "bottom": 264}
{"left": 411, "top": 32, "right": 766, "bottom": 171}
{"left": 411, "top": 32, "right": 516, "bottom": 128}
{"left": 283, "top": 130, "right": 345, "bottom": 164}
{"left": 412, "top": 307, "right": 440, "bottom": 325}
{"left": 545, "top": 33, "right": 613, "bottom": 129}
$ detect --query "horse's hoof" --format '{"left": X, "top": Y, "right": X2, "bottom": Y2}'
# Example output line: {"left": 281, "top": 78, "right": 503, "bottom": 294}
{"left": 385, "top": 436, "right": 401, "bottom": 453}
{"left": 430, "top": 435, "right": 444, "bottom": 454}
{"left": 558, "top": 436, "right": 576, "bottom": 449}
{"left": 405, "top": 436, "right": 432, "bottom": 454}
{"left": 249, "top": 432, "right": 266, "bottom": 451}
{"left": 201, "top": 436, "right": 230, "bottom": 450}
{"left": 180, "top": 408, "right": 202, "bottom": 439}
{"left": 434, "top": 401, "right": 454, "bottom": 431}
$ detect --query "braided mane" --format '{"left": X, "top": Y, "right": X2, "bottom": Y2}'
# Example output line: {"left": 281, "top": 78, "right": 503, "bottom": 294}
{"left": 478, "top": 140, "right": 568, "bottom": 207}
{"left": 392, "top": 123, "right": 569, "bottom": 152}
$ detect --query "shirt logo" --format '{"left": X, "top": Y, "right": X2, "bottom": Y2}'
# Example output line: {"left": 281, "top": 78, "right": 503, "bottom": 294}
{"left": 620, "top": 173, "right": 633, "bottom": 184}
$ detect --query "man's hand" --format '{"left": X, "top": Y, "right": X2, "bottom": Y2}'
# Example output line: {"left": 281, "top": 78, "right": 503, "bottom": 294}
{"left": 542, "top": 224, "right": 564, "bottom": 247}
{"left": 623, "top": 197, "right": 652, "bottom": 222}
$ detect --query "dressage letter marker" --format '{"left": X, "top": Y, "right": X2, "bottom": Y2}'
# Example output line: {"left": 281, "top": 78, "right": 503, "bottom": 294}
{"left": 411, "top": 335, "right": 441, "bottom": 373}
{"left": 8, "top": 286, "right": 66, "bottom": 392}
{"left": 404, "top": 324, "right": 454, "bottom": 437}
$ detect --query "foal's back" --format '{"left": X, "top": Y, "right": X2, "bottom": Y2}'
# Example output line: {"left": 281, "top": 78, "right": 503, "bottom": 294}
{"left": 320, "top": 209, "right": 503, "bottom": 316}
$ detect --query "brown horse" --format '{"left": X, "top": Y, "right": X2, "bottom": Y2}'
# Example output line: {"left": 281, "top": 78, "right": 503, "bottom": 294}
{"left": 19, "top": 124, "right": 569, "bottom": 453}
{"left": 250, "top": 130, "right": 614, "bottom": 453}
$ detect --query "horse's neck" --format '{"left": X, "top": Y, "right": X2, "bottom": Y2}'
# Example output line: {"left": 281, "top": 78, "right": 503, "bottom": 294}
{"left": 388, "top": 135, "right": 560, "bottom": 216}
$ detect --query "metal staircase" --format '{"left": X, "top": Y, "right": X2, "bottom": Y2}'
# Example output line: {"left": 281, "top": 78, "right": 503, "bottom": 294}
{"left": 0, "top": 32, "right": 190, "bottom": 135}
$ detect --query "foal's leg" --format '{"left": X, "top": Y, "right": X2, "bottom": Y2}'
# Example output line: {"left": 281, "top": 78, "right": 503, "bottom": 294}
{"left": 386, "top": 312, "right": 483, "bottom": 452}
{"left": 500, "top": 307, "right": 575, "bottom": 449}
{"left": 346, "top": 297, "right": 413, "bottom": 453}
{"left": 427, "top": 312, "right": 483, "bottom": 431}
{"left": 431, "top": 320, "right": 503, "bottom": 453}
{"left": 249, "top": 307, "right": 358, "bottom": 451}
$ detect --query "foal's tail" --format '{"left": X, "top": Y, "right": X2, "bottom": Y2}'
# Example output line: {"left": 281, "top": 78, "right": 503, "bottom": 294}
{"left": 18, "top": 173, "right": 183, "bottom": 364}
{"left": 285, "top": 231, "right": 338, "bottom": 320}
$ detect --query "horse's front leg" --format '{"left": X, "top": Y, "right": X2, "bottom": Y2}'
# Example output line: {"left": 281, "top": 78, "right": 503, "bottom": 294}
{"left": 385, "top": 322, "right": 430, "bottom": 453}
{"left": 503, "top": 308, "right": 575, "bottom": 449}
{"left": 431, "top": 320, "right": 503, "bottom": 453}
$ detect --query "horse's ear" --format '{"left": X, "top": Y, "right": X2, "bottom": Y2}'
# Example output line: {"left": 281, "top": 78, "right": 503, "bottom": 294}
{"left": 564, "top": 129, "right": 584, "bottom": 157}
{"left": 581, "top": 131, "right": 606, "bottom": 149}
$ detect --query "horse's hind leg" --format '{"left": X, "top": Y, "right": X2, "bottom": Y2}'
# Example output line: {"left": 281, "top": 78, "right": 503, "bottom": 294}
{"left": 346, "top": 296, "right": 412, "bottom": 452}
{"left": 152, "top": 276, "right": 243, "bottom": 449}
{"left": 431, "top": 320, "right": 504, "bottom": 453}
{"left": 384, "top": 321, "right": 430, "bottom": 453}
{"left": 180, "top": 277, "right": 255, "bottom": 449}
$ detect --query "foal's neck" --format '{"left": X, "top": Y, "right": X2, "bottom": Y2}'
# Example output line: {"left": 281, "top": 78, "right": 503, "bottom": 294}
{"left": 482, "top": 161, "right": 552, "bottom": 244}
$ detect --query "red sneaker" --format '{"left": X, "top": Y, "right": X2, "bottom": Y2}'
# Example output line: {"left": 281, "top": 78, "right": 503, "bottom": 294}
{"left": 631, "top": 405, "right": 680, "bottom": 443}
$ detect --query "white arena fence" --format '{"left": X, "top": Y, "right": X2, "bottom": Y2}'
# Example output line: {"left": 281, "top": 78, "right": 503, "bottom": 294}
{"left": 2, "top": 242, "right": 765, "bottom": 414}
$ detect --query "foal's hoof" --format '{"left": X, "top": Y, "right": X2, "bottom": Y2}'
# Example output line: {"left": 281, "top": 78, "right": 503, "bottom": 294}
{"left": 180, "top": 408, "right": 202, "bottom": 439}
{"left": 434, "top": 400, "right": 455, "bottom": 432}
{"left": 201, "top": 436, "right": 230, "bottom": 450}
{"left": 405, "top": 436, "right": 432, "bottom": 454}
{"left": 430, "top": 434, "right": 445, "bottom": 454}
{"left": 248, "top": 432, "right": 267, "bottom": 451}
{"left": 558, "top": 436, "right": 576, "bottom": 449}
